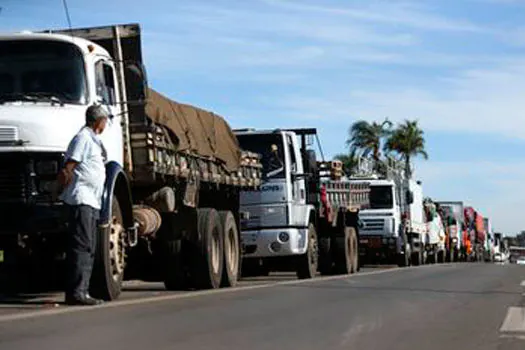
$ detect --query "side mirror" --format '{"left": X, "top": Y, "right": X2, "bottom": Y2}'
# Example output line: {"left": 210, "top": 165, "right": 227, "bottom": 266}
{"left": 123, "top": 62, "right": 148, "bottom": 105}
{"left": 406, "top": 190, "right": 414, "bottom": 204}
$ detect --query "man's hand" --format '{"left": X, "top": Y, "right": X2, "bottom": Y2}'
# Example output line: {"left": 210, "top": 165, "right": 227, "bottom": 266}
{"left": 57, "top": 161, "right": 78, "bottom": 187}
{"left": 57, "top": 168, "right": 73, "bottom": 187}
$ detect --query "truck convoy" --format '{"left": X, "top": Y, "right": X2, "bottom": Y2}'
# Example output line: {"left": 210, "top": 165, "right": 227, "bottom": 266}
{"left": 423, "top": 198, "right": 446, "bottom": 264}
{"left": 436, "top": 201, "right": 464, "bottom": 262}
{"left": 464, "top": 207, "right": 486, "bottom": 262}
{"left": 235, "top": 128, "right": 370, "bottom": 278}
{"left": 350, "top": 158, "right": 426, "bottom": 267}
{"left": 0, "top": 23, "right": 264, "bottom": 299}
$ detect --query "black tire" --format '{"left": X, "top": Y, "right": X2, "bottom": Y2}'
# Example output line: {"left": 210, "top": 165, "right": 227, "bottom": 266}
{"left": 190, "top": 208, "right": 224, "bottom": 289}
{"left": 438, "top": 250, "right": 445, "bottom": 264}
{"left": 318, "top": 236, "right": 333, "bottom": 275}
{"left": 163, "top": 239, "right": 188, "bottom": 290}
{"left": 296, "top": 223, "right": 318, "bottom": 279}
{"left": 334, "top": 227, "right": 358, "bottom": 274}
{"left": 397, "top": 254, "right": 408, "bottom": 267}
{"left": 90, "top": 195, "right": 125, "bottom": 301}
{"left": 219, "top": 211, "right": 240, "bottom": 288}
{"left": 411, "top": 249, "right": 422, "bottom": 266}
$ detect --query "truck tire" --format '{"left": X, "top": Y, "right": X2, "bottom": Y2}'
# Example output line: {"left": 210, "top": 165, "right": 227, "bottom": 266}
{"left": 437, "top": 250, "right": 445, "bottom": 264}
{"left": 318, "top": 236, "right": 333, "bottom": 275}
{"left": 163, "top": 239, "right": 188, "bottom": 290}
{"left": 411, "top": 249, "right": 423, "bottom": 266}
{"left": 190, "top": 208, "right": 224, "bottom": 289}
{"left": 90, "top": 195, "right": 125, "bottom": 301}
{"left": 296, "top": 223, "right": 318, "bottom": 279}
{"left": 219, "top": 211, "right": 240, "bottom": 287}
{"left": 334, "top": 227, "right": 358, "bottom": 274}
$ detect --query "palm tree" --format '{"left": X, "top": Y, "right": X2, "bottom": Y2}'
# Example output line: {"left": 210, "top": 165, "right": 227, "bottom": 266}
{"left": 384, "top": 120, "right": 428, "bottom": 177}
{"left": 346, "top": 119, "right": 392, "bottom": 162}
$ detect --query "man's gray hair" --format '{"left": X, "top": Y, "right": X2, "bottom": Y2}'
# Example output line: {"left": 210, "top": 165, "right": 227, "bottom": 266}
{"left": 86, "top": 105, "right": 109, "bottom": 125}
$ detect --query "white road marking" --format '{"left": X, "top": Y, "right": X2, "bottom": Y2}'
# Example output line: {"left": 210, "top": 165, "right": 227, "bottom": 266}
{"left": 0, "top": 266, "right": 418, "bottom": 323}
{"left": 499, "top": 307, "right": 525, "bottom": 333}
{"left": 520, "top": 280, "right": 525, "bottom": 288}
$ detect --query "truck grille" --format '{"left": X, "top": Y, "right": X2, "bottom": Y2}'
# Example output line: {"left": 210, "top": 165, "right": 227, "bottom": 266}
{"left": 0, "top": 126, "right": 19, "bottom": 142}
{"left": 361, "top": 218, "right": 385, "bottom": 232}
{"left": 0, "top": 160, "right": 27, "bottom": 202}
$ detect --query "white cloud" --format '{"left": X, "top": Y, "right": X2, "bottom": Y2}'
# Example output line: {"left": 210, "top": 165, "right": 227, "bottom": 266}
{"left": 259, "top": 58, "right": 525, "bottom": 139}
{"left": 416, "top": 160, "right": 525, "bottom": 234}
{"left": 261, "top": 0, "right": 488, "bottom": 32}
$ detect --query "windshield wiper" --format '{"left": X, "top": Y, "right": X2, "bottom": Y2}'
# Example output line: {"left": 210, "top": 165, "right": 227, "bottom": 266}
{"left": 26, "top": 92, "right": 65, "bottom": 106}
{"left": 0, "top": 92, "right": 65, "bottom": 105}
{"left": 0, "top": 93, "right": 39, "bottom": 104}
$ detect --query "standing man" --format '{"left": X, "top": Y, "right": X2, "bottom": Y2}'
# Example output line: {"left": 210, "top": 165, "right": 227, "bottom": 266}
{"left": 58, "top": 105, "right": 109, "bottom": 306}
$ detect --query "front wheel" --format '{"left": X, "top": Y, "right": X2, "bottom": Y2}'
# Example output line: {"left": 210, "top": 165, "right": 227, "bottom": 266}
{"left": 90, "top": 195, "right": 126, "bottom": 301}
{"left": 296, "top": 223, "right": 318, "bottom": 279}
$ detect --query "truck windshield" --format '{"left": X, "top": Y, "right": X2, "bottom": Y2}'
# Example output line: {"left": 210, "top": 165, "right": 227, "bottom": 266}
{"left": 236, "top": 133, "right": 286, "bottom": 179}
{"left": 369, "top": 185, "right": 394, "bottom": 209}
{"left": 0, "top": 40, "right": 87, "bottom": 104}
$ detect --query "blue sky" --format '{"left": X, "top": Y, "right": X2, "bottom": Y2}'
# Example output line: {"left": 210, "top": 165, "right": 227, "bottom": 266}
{"left": 2, "top": 0, "right": 525, "bottom": 234}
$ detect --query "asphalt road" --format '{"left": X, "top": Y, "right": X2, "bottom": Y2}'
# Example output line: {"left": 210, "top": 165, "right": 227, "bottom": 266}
{"left": 0, "top": 263, "right": 524, "bottom": 349}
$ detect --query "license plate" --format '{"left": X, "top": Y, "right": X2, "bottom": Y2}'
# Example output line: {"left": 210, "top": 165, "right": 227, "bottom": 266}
{"left": 0, "top": 250, "right": 3, "bottom": 263}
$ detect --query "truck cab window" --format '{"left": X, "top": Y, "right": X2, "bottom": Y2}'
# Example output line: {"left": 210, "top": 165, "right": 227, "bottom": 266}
{"left": 95, "top": 61, "right": 116, "bottom": 105}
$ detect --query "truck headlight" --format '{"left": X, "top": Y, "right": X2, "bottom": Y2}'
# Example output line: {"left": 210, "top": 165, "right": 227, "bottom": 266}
{"left": 36, "top": 160, "right": 58, "bottom": 175}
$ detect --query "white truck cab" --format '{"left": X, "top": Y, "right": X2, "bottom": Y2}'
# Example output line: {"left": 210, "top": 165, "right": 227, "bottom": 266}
{"left": 0, "top": 33, "right": 125, "bottom": 165}
{"left": 352, "top": 171, "right": 426, "bottom": 266}
{"left": 235, "top": 129, "right": 312, "bottom": 259}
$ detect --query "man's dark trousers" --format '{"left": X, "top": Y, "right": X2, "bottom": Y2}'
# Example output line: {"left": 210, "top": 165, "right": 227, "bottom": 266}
{"left": 65, "top": 205, "right": 99, "bottom": 300}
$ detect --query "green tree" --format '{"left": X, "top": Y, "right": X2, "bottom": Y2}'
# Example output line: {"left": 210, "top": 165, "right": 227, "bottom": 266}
{"left": 346, "top": 118, "right": 392, "bottom": 164}
{"left": 334, "top": 150, "right": 360, "bottom": 176}
{"left": 384, "top": 120, "right": 428, "bottom": 177}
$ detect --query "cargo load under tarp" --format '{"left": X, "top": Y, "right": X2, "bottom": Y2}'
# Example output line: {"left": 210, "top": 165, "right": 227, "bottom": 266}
{"left": 145, "top": 89, "right": 240, "bottom": 172}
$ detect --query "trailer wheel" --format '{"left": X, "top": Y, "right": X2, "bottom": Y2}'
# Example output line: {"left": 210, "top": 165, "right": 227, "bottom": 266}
{"left": 90, "top": 195, "right": 125, "bottom": 301}
{"left": 219, "top": 211, "right": 240, "bottom": 287}
{"left": 318, "top": 236, "right": 333, "bottom": 275}
{"left": 334, "top": 227, "right": 358, "bottom": 274}
{"left": 190, "top": 208, "right": 224, "bottom": 289}
{"left": 163, "top": 239, "right": 188, "bottom": 290}
{"left": 296, "top": 223, "right": 318, "bottom": 279}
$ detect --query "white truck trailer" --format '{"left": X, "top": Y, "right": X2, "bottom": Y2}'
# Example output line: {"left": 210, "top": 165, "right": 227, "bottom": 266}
{"left": 0, "top": 24, "right": 262, "bottom": 299}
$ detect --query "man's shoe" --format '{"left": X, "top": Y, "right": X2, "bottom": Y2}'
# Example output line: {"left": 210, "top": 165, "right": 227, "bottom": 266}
{"left": 65, "top": 296, "right": 103, "bottom": 306}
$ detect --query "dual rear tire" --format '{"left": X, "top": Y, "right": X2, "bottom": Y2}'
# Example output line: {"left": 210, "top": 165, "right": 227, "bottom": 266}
{"left": 163, "top": 208, "right": 240, "bottom": 291}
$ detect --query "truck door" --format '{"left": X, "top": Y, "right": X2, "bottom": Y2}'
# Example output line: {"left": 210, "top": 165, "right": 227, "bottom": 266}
{"left": 286, "top": 134, "right": 308, "bottom": 226}
{"left": 94, "top": 59, "right": 123, "bottom": 166}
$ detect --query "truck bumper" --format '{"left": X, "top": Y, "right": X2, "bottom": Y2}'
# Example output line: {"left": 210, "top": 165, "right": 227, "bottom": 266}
{"left": 241, "top": 227, "right": 308, "bottom": 258}
{"left": 359, "top": 235, "right": 400, "bottom": 261}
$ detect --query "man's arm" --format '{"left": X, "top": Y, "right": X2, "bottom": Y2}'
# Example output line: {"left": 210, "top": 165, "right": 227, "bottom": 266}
{"left": 57, "top": 133, "right": 88, "bottom": 187}
{"left": 57, "top": 160, "right": 79, "bottom": 187}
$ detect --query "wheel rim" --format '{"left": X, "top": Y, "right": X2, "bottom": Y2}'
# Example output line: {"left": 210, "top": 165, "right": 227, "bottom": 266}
{"left": 346, "top": 232, "right": 352, "bottom": 269}
{"left": 211, "top": 229, "right": 221, "bottom": 274}
{"left": 109, "top": 215, "right": 125, "bottom": 281}
{"left": 351, "top": 233, "right": 358, "bottom": 269}
{"left": 227, "top": 227, "right": 238, "bottom": 274}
